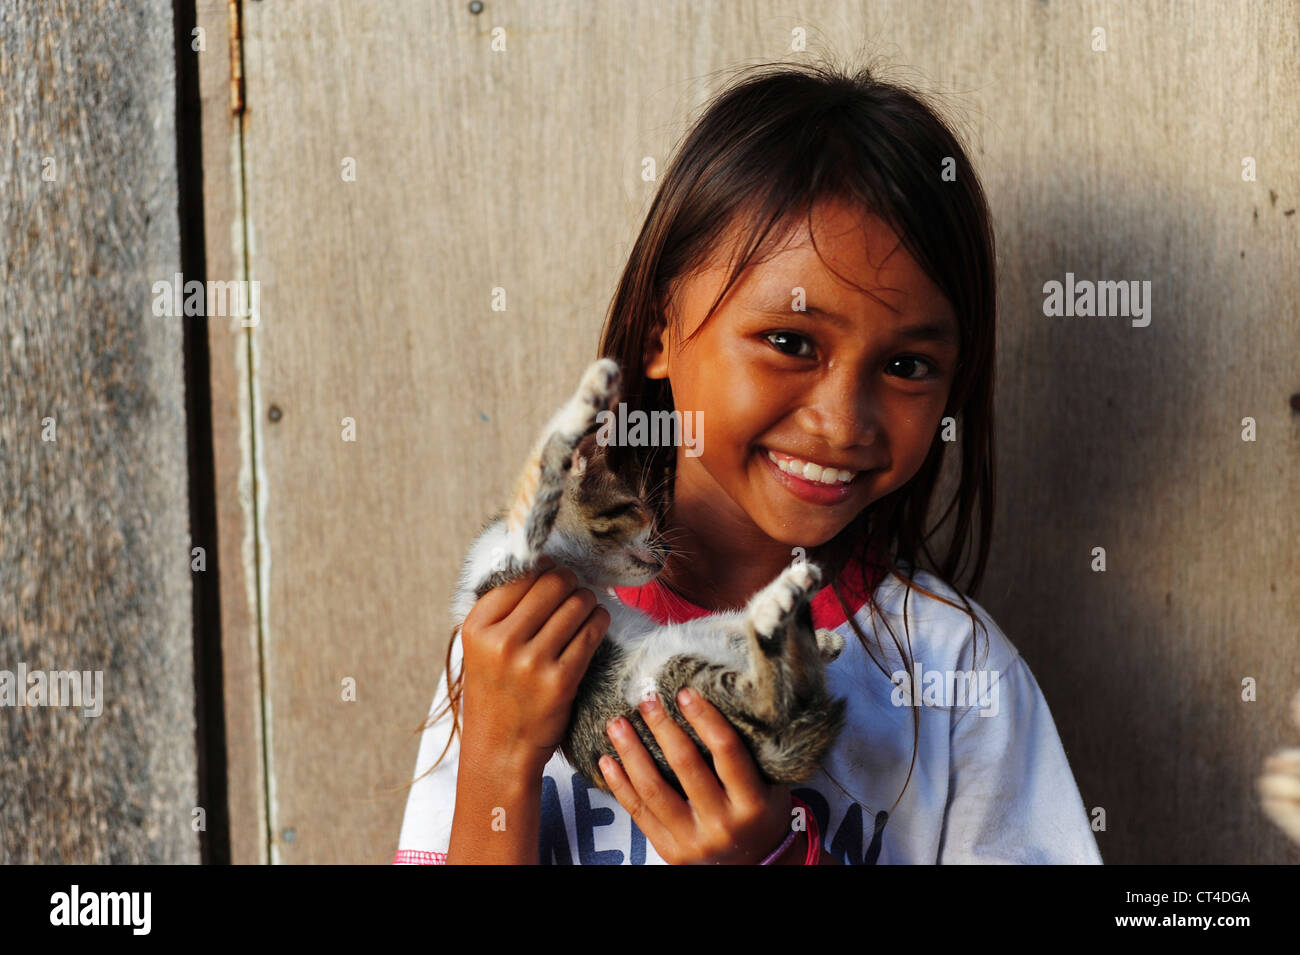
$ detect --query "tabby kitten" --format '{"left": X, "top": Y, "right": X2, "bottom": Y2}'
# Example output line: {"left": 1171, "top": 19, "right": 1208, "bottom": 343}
{"left": 450, "top": 358, "right": 848, "bottom": 797}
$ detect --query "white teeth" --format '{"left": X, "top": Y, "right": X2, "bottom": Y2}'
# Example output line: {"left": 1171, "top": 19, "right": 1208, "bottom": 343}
{"left": 767, "top": 450, "right": 857, "bottom": 485}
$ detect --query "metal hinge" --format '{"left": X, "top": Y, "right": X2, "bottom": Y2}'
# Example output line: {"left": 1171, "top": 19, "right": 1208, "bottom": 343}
{"left": 228, "top": 0, "right": 245, "bottom": 115}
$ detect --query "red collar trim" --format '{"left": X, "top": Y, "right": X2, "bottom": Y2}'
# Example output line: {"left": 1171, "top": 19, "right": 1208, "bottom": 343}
{"left": 613, "top": 548, "right": 887, "bottom": 629}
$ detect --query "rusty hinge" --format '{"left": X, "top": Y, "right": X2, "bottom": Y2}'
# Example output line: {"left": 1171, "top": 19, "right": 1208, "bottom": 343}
{"left": 228, "top": 0, "right": 245, "bottom": 115}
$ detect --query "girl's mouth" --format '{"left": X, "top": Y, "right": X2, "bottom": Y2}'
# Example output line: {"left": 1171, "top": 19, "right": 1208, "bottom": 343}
{"left": 758, "top": 446, "right": 865, "bottom": 505}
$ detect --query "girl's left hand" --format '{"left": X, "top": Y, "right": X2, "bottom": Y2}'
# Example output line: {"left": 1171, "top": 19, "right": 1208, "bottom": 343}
{"left": 599, "top": 686, "right": 797, "bottom": 865}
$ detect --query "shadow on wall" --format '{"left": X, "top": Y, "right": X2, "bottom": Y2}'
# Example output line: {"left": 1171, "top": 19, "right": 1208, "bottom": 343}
{"left": 986, "top": 171, "right": 1298, "bottom": 864}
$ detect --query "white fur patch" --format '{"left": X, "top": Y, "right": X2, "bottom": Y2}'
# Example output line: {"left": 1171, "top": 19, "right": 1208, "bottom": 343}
{"left": 1260, "top": 690, "right": 1300, "bottom": 846}
{"left": 613, "top": 612, "right": 750, "bottom": 709}
{"left": 636, "top": 675, "right": 658, "bottom": 703}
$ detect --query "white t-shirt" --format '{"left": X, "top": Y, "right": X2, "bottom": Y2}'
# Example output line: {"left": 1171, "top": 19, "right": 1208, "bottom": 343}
{"left": 396, "top": 559, "right": 1103, "bottom": 865}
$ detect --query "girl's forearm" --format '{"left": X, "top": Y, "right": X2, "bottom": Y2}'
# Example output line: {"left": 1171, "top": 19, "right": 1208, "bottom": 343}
{"left": 445, "top": 743, "right": 545, "bottom": 865}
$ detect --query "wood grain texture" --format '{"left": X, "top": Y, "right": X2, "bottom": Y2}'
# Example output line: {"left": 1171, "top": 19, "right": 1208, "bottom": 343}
{"left": 940, "top": 0, "right": 1300, "bottom": 864}
{"left": 0, "top": 0, "right": 198, "bottom": 863}
{"left": 226, "top": 0, "right": 1298, "bottom": 863}
{"left": 197, "top": 0, "right": 269, "bottom": 866}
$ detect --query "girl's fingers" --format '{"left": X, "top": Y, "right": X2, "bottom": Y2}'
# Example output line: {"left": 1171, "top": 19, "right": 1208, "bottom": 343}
{"left": 634, "top": 693, "right": 727, "bottom": 819}
{"left": 494, "top": 565, "right": 582, "bottom": 648}
{"left": 597, "top": 753, "right": 674, "bottom": 854}
{"left": 672, "top": 688, "right": 765, "bottom": 810}
{"left": 466, "top": 556, "right": 555, "bottom": 631}
{"left": 604, "top": 714, "right": 693, "bottom": 836}
{"left": 556, "top": 604, "right": 609, "bottom": 675}
{"left": 529, "top": 585, "right": 599, "bottom": 661}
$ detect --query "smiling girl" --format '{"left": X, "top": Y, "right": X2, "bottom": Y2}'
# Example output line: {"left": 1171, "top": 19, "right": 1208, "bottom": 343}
{"left": 396, "top": 61, "right": 1102, "bottom": 865}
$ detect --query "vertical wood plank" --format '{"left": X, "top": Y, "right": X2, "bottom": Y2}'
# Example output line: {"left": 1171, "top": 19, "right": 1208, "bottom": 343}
{"left": 197, "top": 0, "right": 270, "bottom": 865}
{"left": 0, "top": 0, "right": 198, "bottom": 863}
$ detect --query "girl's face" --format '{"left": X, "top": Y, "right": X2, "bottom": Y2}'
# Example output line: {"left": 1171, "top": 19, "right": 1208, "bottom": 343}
{"left": 645, "top": 199, "right": 960, "bottom": 555}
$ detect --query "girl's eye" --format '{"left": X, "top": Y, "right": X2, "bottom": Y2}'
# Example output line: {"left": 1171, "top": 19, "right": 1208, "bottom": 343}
{"left": 887, "top": 356, "right": 939, "bottom": 380}
{"left": 763, "top": 331, "right": 941, "bottom": 380}
{"left": 764, "top": 331, "right": 815, "bottom": 358}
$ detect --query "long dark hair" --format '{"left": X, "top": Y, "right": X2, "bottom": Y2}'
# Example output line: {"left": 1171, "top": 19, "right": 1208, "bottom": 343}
{"left": 416, "top": 59, "right": 997, "bottom": 825}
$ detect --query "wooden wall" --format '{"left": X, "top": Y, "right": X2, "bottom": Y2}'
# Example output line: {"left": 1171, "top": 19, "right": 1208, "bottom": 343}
{"left": 198, "top": 0, "right": 1298, "bottom": 865}
{"left": 3, "top": 0, "right": 1285, "bottom": 864}
{"left": 0, "top": 0, "right": 199, "bottom": 863}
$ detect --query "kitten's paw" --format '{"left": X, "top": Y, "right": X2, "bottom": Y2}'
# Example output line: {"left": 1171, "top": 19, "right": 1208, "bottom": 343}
{"left": 1259, "top": 689, "right": 1300, "bottom": 847}
{"left": 1259, "top": 747, "right": 1300, "bottom": 845}
{"left": 580, "top": 358, "right": 621, "bottom": 409}
{"left": 814, "top": 627, "right": 845, "bottom": 662}
{"left": 558, "top": 359, "right": 620, "bottom": 437}
{"left": 748, "top": 562, "right": 822, "bottom": 638}
{"left": 784, "top": 560, "right": 821, "bottom": 596}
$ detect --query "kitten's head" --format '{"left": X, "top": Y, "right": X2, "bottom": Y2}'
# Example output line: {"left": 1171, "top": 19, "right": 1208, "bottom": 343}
{"left": 547, "top": 431, "right": 668, "bottom": 588}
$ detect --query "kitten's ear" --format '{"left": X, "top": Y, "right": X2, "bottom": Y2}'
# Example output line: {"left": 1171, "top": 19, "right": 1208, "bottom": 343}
{"left": 571, "top": 450, "right": 588, "bottom": 477}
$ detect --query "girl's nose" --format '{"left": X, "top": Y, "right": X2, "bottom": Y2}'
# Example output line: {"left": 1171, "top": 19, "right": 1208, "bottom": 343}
{"left": 795, "top": 379, "right": 881, "bottom": 450}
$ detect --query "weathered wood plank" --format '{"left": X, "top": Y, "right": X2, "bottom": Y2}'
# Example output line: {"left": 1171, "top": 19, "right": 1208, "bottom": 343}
{"left": 0, "top": 0, "right": 198, "bottom": 864}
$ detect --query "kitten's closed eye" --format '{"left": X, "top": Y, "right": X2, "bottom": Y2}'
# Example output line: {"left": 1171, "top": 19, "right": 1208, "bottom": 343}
{"left": 597, "top": 503, "right": 639, "bottom": 520}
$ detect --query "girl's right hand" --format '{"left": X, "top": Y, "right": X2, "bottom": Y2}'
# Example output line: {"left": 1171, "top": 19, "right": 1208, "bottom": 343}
{"left": 457, "top": 555, "right": 611, "bottom": 777}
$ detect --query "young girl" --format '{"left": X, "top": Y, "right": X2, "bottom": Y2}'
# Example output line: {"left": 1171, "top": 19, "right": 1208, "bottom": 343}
{"left": 396, "top": 61, "right": 1102, "bottom": 865}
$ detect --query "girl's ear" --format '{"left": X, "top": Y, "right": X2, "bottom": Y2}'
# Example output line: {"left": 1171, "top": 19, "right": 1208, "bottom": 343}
{"left": 644, "top": 315, "right": 671, "bottom": 379}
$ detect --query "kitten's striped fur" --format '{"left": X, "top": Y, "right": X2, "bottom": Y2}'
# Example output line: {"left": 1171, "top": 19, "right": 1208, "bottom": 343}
{"left": 450, "top": 358, "right": 848, "bottom": 797}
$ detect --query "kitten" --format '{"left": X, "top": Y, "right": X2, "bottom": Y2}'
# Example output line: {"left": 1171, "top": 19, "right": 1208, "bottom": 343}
{"left": 1259, "top": 690, "right": 1300, "bottom": 847}
{"left": 450, "top": 357, "right": 848, "bottom": 797}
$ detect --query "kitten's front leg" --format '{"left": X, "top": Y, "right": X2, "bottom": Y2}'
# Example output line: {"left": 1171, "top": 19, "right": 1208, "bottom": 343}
{"left": 740, "top": 561, "right": 824, "bottom": 724}
{"left": 503, "top": 358, "right": 620, "bottom": 564}
{"left": 554, "top": 357, "right": 620, "bottom": 448}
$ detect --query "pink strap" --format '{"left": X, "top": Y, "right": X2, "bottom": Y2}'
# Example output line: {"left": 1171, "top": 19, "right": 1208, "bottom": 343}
{"left": 393, "top": 848, "right": 446, "bottom": 865}
{"left": 760, "top": 794, "right": 820, "bottom": 865}
{"left": 797, "top": 795, "right": 821, "bottom": 865}
{"left": 759, "top": 822, "right": 798, "bottom": 864}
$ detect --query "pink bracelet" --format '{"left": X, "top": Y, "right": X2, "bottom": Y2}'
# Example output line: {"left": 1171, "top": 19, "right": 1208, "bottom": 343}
{"left": 760, "top": 794, "right": 815, "bottom": 864}
{"left": 759, "top": 823, "right": 798, "bottom": 864}
{"left": 801, "top": 795, "right": 821, "bottom": 864}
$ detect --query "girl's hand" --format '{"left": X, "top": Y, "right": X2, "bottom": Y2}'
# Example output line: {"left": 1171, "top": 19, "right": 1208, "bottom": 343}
{"left": 599, "top": 686, "right": 798, "bottom": 864}
{"left": 459, "top": 555, "right": 611, "bottom": 777}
